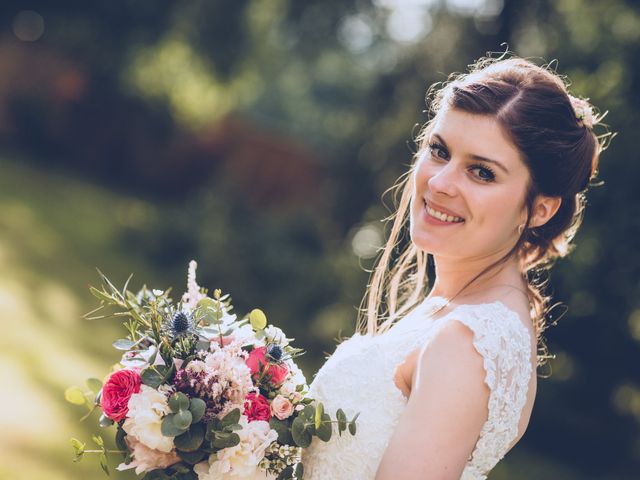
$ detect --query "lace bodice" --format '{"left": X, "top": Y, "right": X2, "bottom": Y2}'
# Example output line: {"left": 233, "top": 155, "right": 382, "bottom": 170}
{"left": 300, "top": 297, "right": 533, "bottom": 480}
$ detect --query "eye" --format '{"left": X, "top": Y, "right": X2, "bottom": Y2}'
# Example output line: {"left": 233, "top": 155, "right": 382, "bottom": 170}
{"left": 427, "top": 142, "right": 448, "bottom": 160}
{"left": 469, "top": 164, "right": 496, "bottom": 182}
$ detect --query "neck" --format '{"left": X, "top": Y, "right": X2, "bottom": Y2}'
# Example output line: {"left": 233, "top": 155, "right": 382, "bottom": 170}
{"left": 429, "top": 249, "right": 525, "bottom": 301}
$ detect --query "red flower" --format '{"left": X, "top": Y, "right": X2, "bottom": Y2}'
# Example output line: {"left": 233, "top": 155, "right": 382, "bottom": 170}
{"left": 101, "top": 369, "right": 142, "bottom": 422}
{"left": 245, "top": 346, "right": 289, "bottom": 386}
{"left": 243, "top": 392, "right": 271, "bottom": 422}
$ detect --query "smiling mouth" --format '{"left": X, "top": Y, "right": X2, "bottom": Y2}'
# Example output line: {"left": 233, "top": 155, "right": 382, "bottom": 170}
{"left": 423, "top": 200, "right": 465, "bottom": 223}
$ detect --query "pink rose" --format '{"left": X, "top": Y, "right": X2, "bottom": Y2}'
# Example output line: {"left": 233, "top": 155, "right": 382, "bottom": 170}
{"left": 271, "top": 394, "right": 294, "bottom": 420}
{"left": 101, "top": 369, "right": 142, "bottom": 422}
{"left": 243, "top": 392, "right": 272, "bottom": 422}
{"left": 245, "top": 346, "right": 289, "bottom": 386}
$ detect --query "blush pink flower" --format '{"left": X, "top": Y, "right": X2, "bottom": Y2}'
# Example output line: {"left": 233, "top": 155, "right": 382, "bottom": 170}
{"left": 101, "top": 369, "right": 142, "bottom": 422}
{"left": 245, "top": 347, "right": 289, "bottom": 386}
{"left": 270, "top": 395, "right": 294, "bottom": 420}
{"left": 243, "top": 392, "right": 272, "bottom": 422}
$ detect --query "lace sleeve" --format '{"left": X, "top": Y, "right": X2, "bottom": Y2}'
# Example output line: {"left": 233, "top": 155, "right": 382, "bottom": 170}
{"left": 437, "top": 303, "right": 533, "bottom": 475}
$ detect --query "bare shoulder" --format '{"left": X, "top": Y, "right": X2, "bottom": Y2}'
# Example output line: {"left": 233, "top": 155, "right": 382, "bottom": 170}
{"left": 414, "top": 319, "right": 489, "bottom": 393}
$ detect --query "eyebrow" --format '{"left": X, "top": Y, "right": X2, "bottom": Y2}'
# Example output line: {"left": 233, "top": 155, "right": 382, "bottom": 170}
{"left": 431, "top": 133, "right": 510, "bottom": 174}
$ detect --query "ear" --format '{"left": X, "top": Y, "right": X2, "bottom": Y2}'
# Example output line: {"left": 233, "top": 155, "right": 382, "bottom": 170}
{"left": 530, "top": 195, "right": 562, "bottom": 228}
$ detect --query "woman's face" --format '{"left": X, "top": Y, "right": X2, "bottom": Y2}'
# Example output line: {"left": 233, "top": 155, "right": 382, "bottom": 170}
{"left": 410, "top": 107, "right": 531, "bottom": 260}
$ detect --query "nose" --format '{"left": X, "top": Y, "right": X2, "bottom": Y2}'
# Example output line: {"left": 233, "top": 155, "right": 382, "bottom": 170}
{"left": 427, "top": 160, "right": 459, "bottom": 197}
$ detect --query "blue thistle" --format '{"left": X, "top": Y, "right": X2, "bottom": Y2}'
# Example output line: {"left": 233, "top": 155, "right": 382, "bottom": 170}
{"left": 162, "top": 310, "right": 196, "bottom": 342}
{"left": 266, "top": 344, "right": 284, "bottom": 362}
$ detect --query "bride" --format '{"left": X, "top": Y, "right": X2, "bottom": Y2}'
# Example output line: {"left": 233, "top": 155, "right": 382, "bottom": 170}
{"left": 300, "top": 54, "right": 611, "bottom": 479}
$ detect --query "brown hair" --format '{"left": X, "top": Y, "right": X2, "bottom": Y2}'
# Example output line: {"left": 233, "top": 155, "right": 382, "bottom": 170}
{"left": 356, "top": 52, "right": 615, "bottom": 370}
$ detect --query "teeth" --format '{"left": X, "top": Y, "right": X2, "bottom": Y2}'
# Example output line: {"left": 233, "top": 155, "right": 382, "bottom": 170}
{"left": 426, "top": 205, "right": 464, "bottom": 223}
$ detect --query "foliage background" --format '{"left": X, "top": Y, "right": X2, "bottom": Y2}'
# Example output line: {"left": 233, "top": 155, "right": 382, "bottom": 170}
{"left": 0, "top": 0, "right": 638, "bottom": 478}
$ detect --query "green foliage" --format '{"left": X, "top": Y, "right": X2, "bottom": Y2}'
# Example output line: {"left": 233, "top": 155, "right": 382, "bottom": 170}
{"left": 65, "top": 386, "right": 87, "bottom": 406}
{"left": 169, "top": 392, "right": 190, "bottom": 412}
{"left": 174, "top": 423, "right": 205, "bottom": 452}
{"left": 291, "top": 417, "right": 312, "bottom": 448}
{"left": 269, "top": 417, "right": 294, "bottom": 444}
{"left": 205, "top": 408, "right": 243, "bottom": 452}
{"left": 249, "top": 308, "right": 268, "bottom": 330}
{"left": 141, "top": 364, "right": 175, "bottom": 389}
{"left": 188, "top": 398, "right": 206, "bottom": 423}
{"left": 70, "top": 438, "right": 85, "bottom": 462}
{"left": 314, "top": 401, "right": 324, "bottom": 430}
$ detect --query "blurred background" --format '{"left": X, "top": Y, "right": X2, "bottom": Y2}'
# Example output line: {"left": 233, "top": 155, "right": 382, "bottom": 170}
{"left": 0, "top": 0, "right": 638, "bottom": 479}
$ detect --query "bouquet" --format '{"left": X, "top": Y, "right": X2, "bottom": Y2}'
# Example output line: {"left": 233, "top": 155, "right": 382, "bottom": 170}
{"left": 66, "top": 261, "right": 358, "bottom": 480}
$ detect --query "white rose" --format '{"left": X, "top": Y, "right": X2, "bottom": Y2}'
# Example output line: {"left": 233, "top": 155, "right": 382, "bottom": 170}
{"left": 116, "top": 435, "right": 179, "bottom": 475}
{"left": 194, "top": 416, "right": 278, "bottom": 479}
{"left": 264, "top": 325, "right": 293, "bottom": 346}
{"left": 123, "top": 385, "right": 174, "bottom": 453}
{"left": 285, "top": 360, "right": 307, "bottom": 387}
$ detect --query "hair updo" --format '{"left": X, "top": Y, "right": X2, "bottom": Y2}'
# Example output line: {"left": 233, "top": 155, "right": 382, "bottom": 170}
{"left": 357, "top": 52, "right": 614, "bottom": 369}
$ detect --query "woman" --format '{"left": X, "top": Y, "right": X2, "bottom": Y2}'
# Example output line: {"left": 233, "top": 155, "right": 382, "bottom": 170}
{"left": 300, "top": 54, "right": 612, "bottom": 479}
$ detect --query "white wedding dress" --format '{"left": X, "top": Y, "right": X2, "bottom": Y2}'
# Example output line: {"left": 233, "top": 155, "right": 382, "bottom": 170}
{"left": 300, "top": 296, "right": 533, "bottom": 480}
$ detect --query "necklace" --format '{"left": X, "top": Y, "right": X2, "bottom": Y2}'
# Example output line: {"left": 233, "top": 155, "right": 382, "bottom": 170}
{"left": 423, "top": 284, "right": 529, "bottom": 320}
{"left": 422, "top": 296, "right": 451, "bottom": 320}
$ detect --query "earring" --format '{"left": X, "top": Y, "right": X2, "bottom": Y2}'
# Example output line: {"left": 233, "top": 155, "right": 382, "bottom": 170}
{"left": 518, "top": 223, "right": 525, "bottom": 235}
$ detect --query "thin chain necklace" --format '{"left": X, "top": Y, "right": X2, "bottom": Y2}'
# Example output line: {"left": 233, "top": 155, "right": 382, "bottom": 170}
{"left": 422, "top": 283, "right": 529, "bottom": 320}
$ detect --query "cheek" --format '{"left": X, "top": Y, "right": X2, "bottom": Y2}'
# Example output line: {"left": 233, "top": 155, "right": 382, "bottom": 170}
{"left": 472, "top": 193, "right": 521, "bottom": 235}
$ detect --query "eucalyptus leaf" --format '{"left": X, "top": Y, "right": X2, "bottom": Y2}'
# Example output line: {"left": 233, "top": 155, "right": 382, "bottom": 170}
{"left": 99, "top": 452, "right": 109, "bottom": 475}
{"left": 142, "top": 470, "right": 171, "bottom": 480}
{"left": 86, "top": 378, "right": 103, "bottom": 394}
{"left": 92, "top": 434, "right": 104, "bottom": 447}
{"left": 348, "top": 420, "right": 356, "bottom": 435}
{"left": 176, "top": 471, "right": 198, "bottom": 480}
{"left": 196, "top": 298, "right": 217, "bottom": 310}
{"left": 316, "top": 413, "right": 332, "bottom": 442}
{"left": 291, "top": 417, "right": 312, "bottom": 448}
{"left": 112, "top": 339, "right": 136, "bottom": 350}
{"left": 141, "top": 368, "right": 164, "bottom": 389}
{"left": 189, "top": 398, "right": 206, "bottom": 423}
{"left": 249, "top": 309, "right": 267, "bottom": 330}
{"left": 198, "top": 307, "right": 219, "bottom": 325}
{"left": 314, "top": 402, "right": 324, "bottom": 430}
{"left": 70, "top": 437, "right": 85, "bottom": 462}
{"left": 177, "top": 449, "right": 207, "bottom": 465}
{"left": 174, "top": 423, "right": 205, "bottom": 452}
{"left": 212, "top": 432, "right": 240, "bottom": 449}
{"left": 99, "top": 414, "right": 114, "bottom": 427}
{"left": 301, "top": 404, "right": 315, "bottom": 422}
{"left": 172, "top": 463, "right": 191, "bottom": 474}
{"left": 220, "top": 408, "right": 241, "bottom": 429}
{"left": 115, "top": 426, "right": 127, "bottom": 454}
{"left": 169, "top": 392, "right": 190, "bottom": 413}
{"left": 161, "top": 415, "right": 188, "bottom": 437}
{"left": 205, "top": 417, "right": 222, "bottom": 441}
{"left": 336, "top": 408, "right": 347, "bottom": 434}
{"left": 269, "top": 417, "right": 293, "bottom": 444}
{"left": 295, "top": 462, "right": 304, "bottom": 479}
{"left": 173, "top": 409, "right": 193, "bottom": 430}
{"left": 277, "top": 466, "right": 294, "bottom": 480}
{"left": 64, "top": 386, "right": 86, "bottom": 406}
